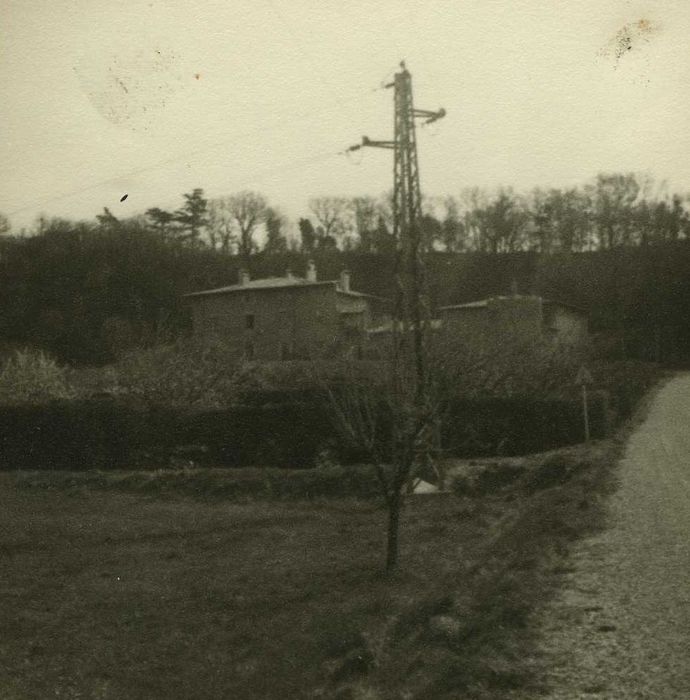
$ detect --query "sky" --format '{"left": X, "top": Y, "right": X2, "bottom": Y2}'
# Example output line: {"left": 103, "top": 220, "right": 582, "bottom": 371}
{"left": 2, "top": 0, "right": 690, "bottom": 232}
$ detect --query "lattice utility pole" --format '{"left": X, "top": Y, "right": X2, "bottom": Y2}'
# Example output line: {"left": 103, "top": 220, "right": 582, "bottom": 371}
{"left": 348, "top": 61, "right": 445, "bottom": 402}
{"left": 341, "top": 64, "right": 446, "bottom": 567}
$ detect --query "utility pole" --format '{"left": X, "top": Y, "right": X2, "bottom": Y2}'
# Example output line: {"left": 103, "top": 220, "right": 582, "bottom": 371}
{"left": 341, "top": 63, "right": 445, "bottom": 569}
{"left": 348, "top": 61, "right": 445, "bottom": 483}
{"left": 348, "top": 62, "right": 445, "bottom": 400}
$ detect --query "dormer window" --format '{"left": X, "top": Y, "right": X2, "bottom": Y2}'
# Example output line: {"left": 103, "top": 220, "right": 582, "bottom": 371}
{"left": 245, "top": 314, "right": 255, "bottom": 329}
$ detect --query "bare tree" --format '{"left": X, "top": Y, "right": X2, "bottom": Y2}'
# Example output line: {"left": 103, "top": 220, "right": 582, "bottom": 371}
{"left": 479, "top": 188, "right": 529, "bottom": 253}
{"left": 435, "top": 195, "right": 467, "bottom": 252}
{"left": 223, "top": 191, "right": 270, "bottom": 264}
{"left": 587, "top": 172, "right": 641, "bottom": 249}
{"left": 308, "top": 197, "right": 353, "bottom": 248}
{"left": 206, "top": 192, "right": 269, "bottom": 259}
{"left": 350, "top": 196, "right": 378, "bottom": 251}
{"left": 207, "top": 199, "right": 237, "bottom": 253}
{"left": 321, "top": 331, "right": 549, "bottom": 572}
{"left": 318, "top": 179, "right": 443, "bottom": 570}
{"left": 0, "top": 213, "right": 11, "bottom": 237}
{"left": 321, "top": 355, "right": 443, "bottom": 571}
{"left": 458, "top": 187, "right": 488, "bottom": 251}
{"left": 528, "top": 187, "right": 594, "bottom": 254}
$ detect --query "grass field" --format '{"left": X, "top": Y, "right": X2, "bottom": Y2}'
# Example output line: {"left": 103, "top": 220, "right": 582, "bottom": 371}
{"left": 0, "top": 442, "right": 619, "bottom": 699}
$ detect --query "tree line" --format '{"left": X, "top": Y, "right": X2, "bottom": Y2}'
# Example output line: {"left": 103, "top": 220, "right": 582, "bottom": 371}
{"left": 6, "top": 171, "right": 684, "bottom": 259}
{"left": 135, "top": 173, "right": 690, "bottom": 255}
{"left": 159, "top": 172, "right": 689, "bottom": 254}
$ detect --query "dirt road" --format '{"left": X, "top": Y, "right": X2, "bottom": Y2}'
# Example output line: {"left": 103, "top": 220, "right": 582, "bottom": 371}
{"left": 534, "top": 374, "right": 690, "bottom": 698}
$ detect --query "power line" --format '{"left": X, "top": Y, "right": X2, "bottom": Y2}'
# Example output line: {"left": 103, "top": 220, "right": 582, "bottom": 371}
{"left": 169, "top": 150, "right": 344, "bottom": 211}
{"left": 2, "top": 84, "right": 383, "bottom": 218}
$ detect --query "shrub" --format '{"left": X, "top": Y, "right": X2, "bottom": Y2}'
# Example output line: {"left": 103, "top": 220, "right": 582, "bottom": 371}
{"left": 452, "top": 462, "right": 527, "bottom": 497}
{"left": 435, "top": 336, "right": 588, "bottom": 401}
{"left": 75, "top": 337, "right": 244, "bottom": 409}
{"left": 0, "top": 349, "right": 74, "bottom": 404}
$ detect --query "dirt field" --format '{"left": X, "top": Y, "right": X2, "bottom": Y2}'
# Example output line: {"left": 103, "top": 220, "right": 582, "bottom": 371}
{"left": 0, "top": 441, "right": 617, "bottom": 699}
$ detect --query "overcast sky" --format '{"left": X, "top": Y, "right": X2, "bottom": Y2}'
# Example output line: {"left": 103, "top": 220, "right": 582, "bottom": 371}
{"left": 2, "top": 0, "right": 690, "bottom": 231}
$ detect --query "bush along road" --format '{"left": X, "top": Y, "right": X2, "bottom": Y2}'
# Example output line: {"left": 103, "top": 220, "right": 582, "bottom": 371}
{"left": 532, "top": 373, "right": 690, "bottom": 698}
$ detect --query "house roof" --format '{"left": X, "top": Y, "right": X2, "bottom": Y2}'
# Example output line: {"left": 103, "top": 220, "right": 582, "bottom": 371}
{"left": 184, "top": 276, "right": 385, "bottom": 301}
{"left": 336, "top": 288, "right": 382, "bottom": 300}
{"left": 368, "top": 319, "right": 443, "bottom": 335}
{"left": 439, "top": 295, "right": 586, "bottom": 314}
{"left": 439, "top": 300, "right": 488, "bottom": 310}
{"left": 184, "top": 277, "right": 329, "bottom": 298}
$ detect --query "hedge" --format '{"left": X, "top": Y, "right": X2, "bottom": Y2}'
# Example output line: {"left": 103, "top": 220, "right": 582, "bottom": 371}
{"left": 0, "top": 390, "right": 611, "bottom": 470}
{"left": 442, "top": 391, "right": 610, "bottom": 458}
{"left": 0, "top": 396, "right": 336, "bottom": 471}
{"left": 178, "top": 398, "right": 336, "bottom": 468}
{"left": 0, "top": 399, "right": 176, "bottom": 470}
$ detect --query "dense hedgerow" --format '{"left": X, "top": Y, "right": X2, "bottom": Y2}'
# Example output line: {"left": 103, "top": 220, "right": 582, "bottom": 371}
{"left": 0, "top": 337, "right": 662, "bottom": 470}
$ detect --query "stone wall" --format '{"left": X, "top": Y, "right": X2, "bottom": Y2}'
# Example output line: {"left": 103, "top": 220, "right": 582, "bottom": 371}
{"left": 188, "top": 285, "right": 341, "bottom": 360}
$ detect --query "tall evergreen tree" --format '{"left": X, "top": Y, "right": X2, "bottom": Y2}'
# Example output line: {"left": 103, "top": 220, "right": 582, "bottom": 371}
{"left": 298, "top": 217, "right": 317, "bottom": 254}
{"left": 145, "top": 207, "right": 177, "bottom": 240}
{"left": 174, "top": 188, "right": 209, "bottom": 246}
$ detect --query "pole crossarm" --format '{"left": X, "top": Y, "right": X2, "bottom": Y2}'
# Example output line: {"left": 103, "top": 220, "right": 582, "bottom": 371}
{"left": 413, "top": 108, "right": 446, "bottom": 124}
{"left": 347, "top": 136, "right": 396, "bottom": 152}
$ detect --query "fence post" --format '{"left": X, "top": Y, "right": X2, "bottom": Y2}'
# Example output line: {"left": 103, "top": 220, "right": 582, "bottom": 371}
{"left": 575, "top": 366, "right": 594, "bottom": 443}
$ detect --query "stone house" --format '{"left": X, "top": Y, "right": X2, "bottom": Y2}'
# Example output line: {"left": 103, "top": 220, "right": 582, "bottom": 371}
{"left": 367, "top": 294, "right": 586, "bottom": 351}
{"left": 439, "top": 295, "right": 588, "bottom": 349}
{"left": 184, "top": 262, "right": 386, "bottom": 360}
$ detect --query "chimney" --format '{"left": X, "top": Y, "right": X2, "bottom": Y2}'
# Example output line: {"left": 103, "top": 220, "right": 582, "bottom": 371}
{"left": 285, "top": 268, "right": 293, "bottom": 280}
{"left": 239, "top": 269, "right": 250, "bottom": 286}
{"left": 339, "top": 269, "right": 351, "bottom": 293}
{"left": 306, "top": 259, "right": 317, "bottom": 282}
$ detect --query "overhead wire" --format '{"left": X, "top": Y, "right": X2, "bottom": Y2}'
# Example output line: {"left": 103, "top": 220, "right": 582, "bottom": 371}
{"left": 4, "top": 61, "right": 393, "bottom": 218}
{"left": 226, "top": 149, "right": 344, "bottom": 192}
{"left": 4, "top": 90, "right": 375, "bottom": 218}
{"left": 7, "top": 43, "right": 436, "bottom": 216}
{"left": 4, "top": 2, "right": 413, "bottom": 221}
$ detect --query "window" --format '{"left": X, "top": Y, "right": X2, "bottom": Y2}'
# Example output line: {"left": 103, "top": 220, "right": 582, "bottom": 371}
{"left": 244, "top": 342, "right": 254, "bottom": 361}
{"left": 245, "top": 314, "right": 255, "bottom": 329}
{"left": 281, "top": 342, "right": 291, "bottom": 360}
